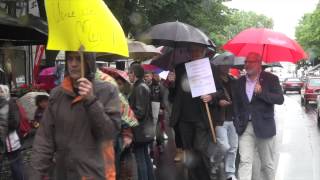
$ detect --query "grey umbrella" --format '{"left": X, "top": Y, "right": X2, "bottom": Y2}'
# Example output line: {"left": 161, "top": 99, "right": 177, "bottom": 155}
{"left": 211, "top": 52, "right": 236, "bottom": 66}
{"left": 96, "top": 40, "right": 161, "bottom": 61}
{"left": 212, "top": 54, "right": 283, "bottom": 69}
{"left": 139, "top": 21, "right": 215, "bottom": 47}
{"left": 127, "top": 40, "right": 161, "bottom": 60}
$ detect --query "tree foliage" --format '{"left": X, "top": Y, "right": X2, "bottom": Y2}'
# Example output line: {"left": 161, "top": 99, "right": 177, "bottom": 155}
{"left": 104, "top": 0, "right": 231, "bottom": 39}
{"left": 212, "top": 10, "right": 274, "bottom": 48}
{"left": 296, "top": 5, "right": 320, "bottom": 65}
{"left": 104, "top": 1, "right": 273, "bottom": 49}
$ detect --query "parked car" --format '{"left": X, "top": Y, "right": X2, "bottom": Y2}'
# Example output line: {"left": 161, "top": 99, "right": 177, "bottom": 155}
{"left": 282, "top": 78, "right": 304, "bottom": 94}
{"left": 301, "top": 77, "right": 320, "bottom": 106}
{"left": 316, "top": 95, "right": 320, "bottom": 127}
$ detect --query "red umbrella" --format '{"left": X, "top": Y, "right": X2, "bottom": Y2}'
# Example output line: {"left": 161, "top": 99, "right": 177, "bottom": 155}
{"left": 223, "top": 28, "right": 307, "bottom": 63}
{"left": 39, "top": 67, "right": 55, "bottom": 76}
{"left": 37, "top": 67, "right": 56, "bottom": 90}
{"left": 141, "top": 64, "right": 163, "bottom": 74}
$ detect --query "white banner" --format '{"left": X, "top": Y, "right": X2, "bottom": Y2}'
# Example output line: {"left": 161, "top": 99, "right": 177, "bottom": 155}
{"left": 185, "top": 58, "right": 216, "bottom": 97}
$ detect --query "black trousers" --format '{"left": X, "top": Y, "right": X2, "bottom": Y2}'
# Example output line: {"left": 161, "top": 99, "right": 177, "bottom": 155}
{"left": 178, "top": 121, "right": 213, "bottom": 180}
{"left": 173, "top": 123, "right": 183, "bottom": 149}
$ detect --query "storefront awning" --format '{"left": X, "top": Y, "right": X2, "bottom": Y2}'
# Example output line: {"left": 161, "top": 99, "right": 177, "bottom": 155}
{"left": 0, "top": 13, "right": 47, "bottom": 46}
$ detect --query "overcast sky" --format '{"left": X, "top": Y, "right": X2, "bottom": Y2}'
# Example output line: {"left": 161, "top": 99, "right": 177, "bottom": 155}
{"left": 224, "top": 0, "right": 319, "bottom": 39}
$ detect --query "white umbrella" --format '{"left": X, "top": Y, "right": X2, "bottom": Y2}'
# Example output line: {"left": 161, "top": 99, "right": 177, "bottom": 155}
{"left": 18, "top": 91, "right": 49, "bottom": 121}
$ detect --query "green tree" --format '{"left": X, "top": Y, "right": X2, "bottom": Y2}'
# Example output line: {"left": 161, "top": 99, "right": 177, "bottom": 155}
{"left": 105, "top": 0, "right": 231, "bottom": 40}
{"left": 296, "top": 6, "right": 320, "bottom": 65}
{"left": 212, "top": 10, "right": 274, "bottom": 48}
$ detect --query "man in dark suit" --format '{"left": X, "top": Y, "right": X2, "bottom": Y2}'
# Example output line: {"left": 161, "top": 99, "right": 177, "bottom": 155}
{"left": 235, "top": 52, "right": 284, "bottom": 180}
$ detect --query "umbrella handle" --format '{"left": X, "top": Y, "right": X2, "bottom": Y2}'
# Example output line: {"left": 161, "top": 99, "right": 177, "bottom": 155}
{"left": 79, "top": 45, "right": 85, "bottom": 78}
{"left": 205, "top": 102, "right": 216, "bottom": 143}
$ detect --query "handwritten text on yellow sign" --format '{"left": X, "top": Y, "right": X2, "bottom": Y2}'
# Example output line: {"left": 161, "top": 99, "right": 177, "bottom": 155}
{"left": 45, "top": 0, "right": 128, "bottom": 56}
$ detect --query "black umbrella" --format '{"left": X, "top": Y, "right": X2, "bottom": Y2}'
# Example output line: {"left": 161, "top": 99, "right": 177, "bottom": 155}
{"left": 150, "top": 46, "right": 191, "bottom": 70}
{"left": 0, "top": 14, "right": 47, "bottom": 46}
{"left": 140, "top": 21, "right": 215, "bottom": 47}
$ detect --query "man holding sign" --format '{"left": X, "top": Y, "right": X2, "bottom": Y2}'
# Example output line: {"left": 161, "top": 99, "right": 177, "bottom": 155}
{"left": 168, "top": 45, "right": 223, "bottom": 180}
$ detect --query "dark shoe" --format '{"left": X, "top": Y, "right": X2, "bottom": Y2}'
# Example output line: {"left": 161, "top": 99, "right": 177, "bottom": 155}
{"left": 226, "top": 175, "right": 237, "bottom": 180}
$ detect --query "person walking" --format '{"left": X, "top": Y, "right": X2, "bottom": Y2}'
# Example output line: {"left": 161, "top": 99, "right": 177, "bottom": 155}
{"left": 235, "top": 52, "right": 284, "bottom": 180}
{"left": 168, "top": 45, "right": 222, "bottom": 180}
{"left": 144, "top": 71, "right": 166, "bottom": 154}
{"left": 214, "top": 65, "right": 239, "bottom": 180}
{"left": 31, "top": 51, "right": 121, "bottom": 180}
{"left": 128, "top": 64, "right": 155, "bottom": 180}
{"left": 0, "top": 85, "right": 25, "bottom": 180}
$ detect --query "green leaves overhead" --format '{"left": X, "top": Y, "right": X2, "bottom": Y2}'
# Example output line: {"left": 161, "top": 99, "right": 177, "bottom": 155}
{"left": 212, "top": 10, "right": 273, "bottom": 48}
{"left": 296, "top": 5, "right": 320, "bottom": 65}
{"left": 104, "top": 0, "right": 273, "bottom": 49}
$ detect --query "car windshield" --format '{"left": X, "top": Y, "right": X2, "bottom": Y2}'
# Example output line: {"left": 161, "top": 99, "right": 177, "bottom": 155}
{"left": 309, "top": 79, "right": 320, "bottom": 86}
{"left": 286, "top": 78, "right": 301, "bottom": 82}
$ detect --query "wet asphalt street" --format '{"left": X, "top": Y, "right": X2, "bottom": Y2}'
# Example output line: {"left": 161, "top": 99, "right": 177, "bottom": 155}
{"left": 2, "top": 92, "right": 319, "bottom": 180}
{"left": 275, "top": 92, "right": 320, "bottom": 180}
{"left": 155, "top": 92, "right": 320, "bottom": 180}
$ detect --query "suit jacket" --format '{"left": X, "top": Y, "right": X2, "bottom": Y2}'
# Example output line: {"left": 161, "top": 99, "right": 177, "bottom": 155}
{"left": 234, "top": 71, "right": 284, "bottom": 138}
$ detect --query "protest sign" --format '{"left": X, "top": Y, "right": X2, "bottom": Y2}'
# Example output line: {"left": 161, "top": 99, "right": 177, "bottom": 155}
{"left": 45, "top": 0, "right": 128, "bottom": 56}
{"left": 185, "top": 58, "right": 216, "bottom": 98}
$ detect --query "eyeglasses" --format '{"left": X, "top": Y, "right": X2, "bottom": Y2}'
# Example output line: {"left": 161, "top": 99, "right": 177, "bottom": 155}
{"left": 245, "top": 61, "right": 260, "bottom": 64}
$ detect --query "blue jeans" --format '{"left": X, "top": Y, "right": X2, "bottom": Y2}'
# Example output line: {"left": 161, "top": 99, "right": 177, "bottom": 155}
{"left": 133, "top": 143, "right": 154, "bottom": 180}
{"left": 216, "top": 121, "right": 239, "bottom": 177}
{"left": 0, "top": 149, "right": 25, "bottom": 180}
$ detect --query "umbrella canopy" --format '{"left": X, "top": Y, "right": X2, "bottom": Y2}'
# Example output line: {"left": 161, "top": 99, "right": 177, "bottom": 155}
{"left": 151, "top": 47, "right": 191, "bottom": 71}
{"left": 37, "top": 67, "right": 56, "bottom": 90}
{"left": 18, "top": 91, "right": 50, "bottom": 121}
{"left": 141, "top": 64, "right": 163, "bottom": 74}
{"left": 223, "top": 56, "right": 283, "bottom": 69}
{"left": 100, "top": 67, "right": 130, "bottom": 83}
{"left": 211, "top": 52, "right": 235, "bottom": 66}
{"left": 39, "top": 67, "right": 55, "bottom": 76}
{"left": 140, "top": 21, "right": 215, "bottom": 47}
{"left": 96, "top": 40, "right": 161, "bottom": 61}
{"left": 223, "top": 28, "right": 307, "bottom": 63}
{"left": 128, "top": 41, "right": 161, "bottom": 60}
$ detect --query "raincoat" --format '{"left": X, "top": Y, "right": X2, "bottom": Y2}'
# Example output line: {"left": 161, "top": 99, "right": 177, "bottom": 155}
{"left": 31, "top": 52, "right": 121, "bottom": 180}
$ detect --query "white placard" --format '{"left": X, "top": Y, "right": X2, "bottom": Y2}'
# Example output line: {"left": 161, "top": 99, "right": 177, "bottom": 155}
{"left": 159, "top": 71, "right": 170, "bottom": 80}
{"left": 185, "top": 58, "right": 216, "bottom": 97}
